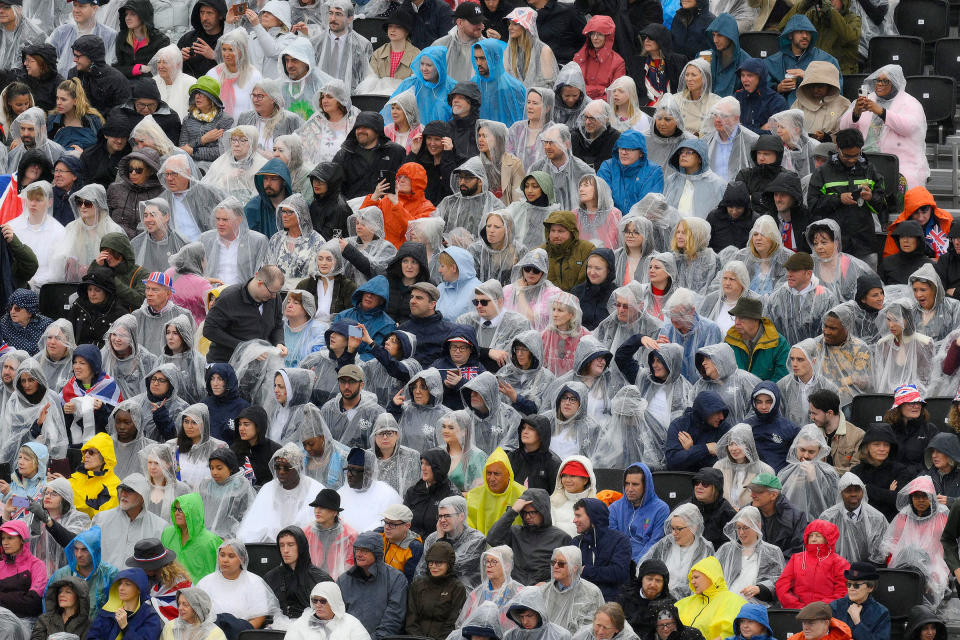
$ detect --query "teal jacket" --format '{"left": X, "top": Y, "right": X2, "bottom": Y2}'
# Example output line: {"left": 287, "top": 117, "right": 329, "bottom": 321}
{"left": 724, "top": 318, "right": 790, "bottom": 381}
{"left": 47, "top": 525, "right": 119, "bottom": 620}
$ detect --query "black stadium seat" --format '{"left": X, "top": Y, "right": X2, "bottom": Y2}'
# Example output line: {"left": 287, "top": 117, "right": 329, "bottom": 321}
{"left": 353, "top": 17, "right": 390, "bottom": 47}
{"left": 244, "top": 543, "right": 280, "bottom": 578}
{"left": 895, "top": 0, "right": 949, "bottom": 43}
{"left": 766, "top": 609, "right": 802, "bottom": 640}
{"left": 868, "top": 36, "right": 924, "bottom": 75}
{"left": 650, "top": 471, "right": 694, "bottom": 510}
{"left": 739, "top": 31, "right": 780, "bottom": 59}
{"left": 906, "top": 75, "right": 957, "bottom": 143}
{"left": 849, "top": 394, "right": 894, "bottom": 427}
{"left": 352, "top": 94, "right": 389, "bottom": 113}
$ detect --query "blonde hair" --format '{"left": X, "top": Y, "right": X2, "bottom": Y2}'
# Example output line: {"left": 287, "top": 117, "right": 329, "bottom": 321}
{"left": 670, "top": 219, "right": 697, "bottom": 259}
{"left": 158, "top": 560, "right": 191, "bottom": 589}
{"left": 507, "top": 27, "right": 533, "bottom": 78}
{"left": 55, "top": 78, "right": 104, "bottom": 125}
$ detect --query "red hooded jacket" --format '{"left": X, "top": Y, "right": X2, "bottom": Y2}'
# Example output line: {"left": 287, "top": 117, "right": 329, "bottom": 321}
{"left": 573, "top": 16, "right": 626, "bottom": 100}
{"left": 775, "top": 519, "right": 850, "bottom": 609}
{"left": 362, "top": 162, "right": 436, "bottom": 249}
{"left": 883, "top": 186, "right": 953, "bottom": 257}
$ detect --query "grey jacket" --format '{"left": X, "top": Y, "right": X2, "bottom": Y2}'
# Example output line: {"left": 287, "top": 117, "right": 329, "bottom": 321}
{"left": 486, "top": 488, "right": 573, "bottom": 585}
{"left": 336, "top": 531, "right": 409, "bottom": 640}
{"left": 179, "top": 110, "right": 236, "bottom": 162}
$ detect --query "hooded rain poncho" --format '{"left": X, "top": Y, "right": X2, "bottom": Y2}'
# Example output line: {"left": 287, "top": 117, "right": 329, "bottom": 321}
{"left": 639, "top": 503, "right": 715, "bottom": 599}
{"left": 714, "top": 506, "right": 785, "bottom": 604}
{"left": 593, "top": 384, "right": 666, "bottom": 469}
{"left": 776, "top": 424, "right": 841, "bottom": 519}
{"left": 538, "top": 546, "right": 606, "bottom": 634}
{"left": 691, "top": 343, "right": 761, "bottom": 424}
{"left": 506, "top": 172, "right": 560, "bottom": 251}
{"left": 713, "top": 424, "right": 776, "bottom": 509}
{"left": 166, "top": 403, "right": 228, "bottom": 488}
{"left": 383, "top": 46, "right": 457, "bottom": 126}
{"left": 100, "top": 314, "right": 156, "bottom": 401}
{"left": 471, "top": 38, "right": 527, "bottom": 125}
{"left": 201, "top": 125, "right": 269, "bottom": 202}
{"left": 506, "top": 86, "right": 555, "bottom": 171}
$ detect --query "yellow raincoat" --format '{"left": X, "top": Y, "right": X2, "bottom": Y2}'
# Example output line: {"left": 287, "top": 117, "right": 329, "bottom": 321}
{"left": 196, "top": 286, "right": 225, "bottom": 356}
{"left": 675, "top": 556, "right": 747, "bottom": 640}
{"left": 466, "top": 448, "right": 525, "bottom": 534}
{"left": 68, "top": 432, "right": 121, "bottom": 518}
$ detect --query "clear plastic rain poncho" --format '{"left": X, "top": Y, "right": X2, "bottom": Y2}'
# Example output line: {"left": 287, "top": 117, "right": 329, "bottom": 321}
{"left": 881, "top": 475, "right": 951, "bottom": 606}
{"left": 384, "top": 88, "right": 422, "bottom": 153}
{"left": 820, "top": 472, "right": 888, "bottom": 565}
{"left": 297, "top": 80, "right": 360, "bottom": 167}
{"left": 322, "top": 386, "right": 384, "bottom": 450}
{"left": 266, "top": 193, "right": 326, "bottom": 289}
{"left": 60, "top": 184, "right": 124, "bottom": 281}
{"left": 547, "top": 336, "right": 625, "bottom": 429}
{"left": 672, "top": 218, "right": 720, "bottom": 292}
{"left": 139, "top": 442, "right": 191, "bottom": 522}
{"left": 506, "top": 171, "right": 560, "bottom": 251}
{"left": 506, "top": 87, "right": 555, "bottom": 171}
{"left": 698, "top": 260, "right": 756, "bottom": 336}
{"left": 150, "top": 44, "right": 195, "bottom": 119}
{"left": 396, "top": 368, "right": 449, "bottom": 453}
{"left": 612, "top": 215, "right": 655, "bottom": 285}
{"left": 32, "top": 478, "right": 91, "bottom": 575}
{"left": 100, "top": 314, "right": 156, "bottom": 401}
{"left": 628, "top": 193, "right": 680, "bottom": 254}
{"left": 368, "top": 413, "right": 421, "bottom": 495}
{"left": 768, "top": 110, "right": 818, "bottom": 179}
{"left": 804, "top": 219, "right": 873, "bottom": 302}
{"left": 312, "top": 0, "right": 373, "bottom": 93}
{"left": 157, "top": 314, "right": 205, "bottom": 404}
{"left": 0, "top": 361, "right": 67, "bottom": 465}
{"left": 30, "top": 319, "right": 75, "bottom": 393}
{"left": 337, "top": 447, "right": 403, "bottom": 532}
{"left": 675, "top": 59, "right": 720, "bottom": 137}
{"left": 165, "top": 586, "right": 221, "bottom": 640}
{"left": 6, "top": 107, "right": 63, "bottom": 171}
{"left": 468, "top": 210, "right": 526, "bottom": 285}
{"left": 908, "top": 263, "right": 960, "bottom": 343}
{"left": 764, "top": 275, "right": 841, "bottom": 348}
{"left": 646, "top": 94, "right": 695, "bottom": 177}
{"left": 553, "top": 61, "right": 588, "bottom": 129}
{"left": 811, "top": 304, "right": 874, "bottom": 407}
{"left": 714, "top": 506, "right": 786, "bottom": 604}
{"left": 437, "top": 156, "right": 506, "bottom": 243}
{"left": 106, "top": 400, "right": 156, "bottom": 479}
{"left": 130, "top": 362, "right": 189, "bottom": 442}
{"left": 344, "top": 206, "right": 397, "bottom": 286}
{"left": 129, "top": 115, "right": 179, "bottom": 157}
{"left": 503, "top": 8, "right": 558, "bottom": 89}
{"left": 574, "top": 98, "right": 616, "bottom": 163}
{"left": 457, "top": 547, "right": 523, "bottom": 627}
{"left": 462, "top": 371, "right": 523, "bottom": 453}
{"left": 132, "top": 197, "right": 189, "bottom": 274}
{"left": 528, "top": 124, "right": 596, "bottom": 211}
{"left": 237, "top": 82, "right": 303, "bottom": 159}
{"left": 540, "top": 546, "right": 606, "bottom": 634}
{"left": 544, "top": 381, "right": 603, "bottom": 460}
{"left": 593, "top": 284, "right": 662, "bottom": 357}
{"left": 196, "top": 539, "right": 282, "bottom": 620}
{"left": 714, "top": 424, "right": 775, "bottom": 509}
{"left": 0, "top": 350, "right": 29, "bottom": 413}
{"left": 277, "top": 37, "right": 333, "bottom": 123}
{"left": 200, "top": 125, "right": 269, "bottom": 202}
{"left": 701, "top": 97, "right": 760, "bottom": 181}
{"left": 634, "top": 343, "right": 691, "bottom": 431}
{"left": 157, "top": 153, "right": 219, "bottom": 243}
{"left": 459, "top": 283, "right": 532, "bottom": 360}
{"left": 405, "top": 217, "right": 446, "bottom": 282}
{"left": 265, "top": 367, "right": 317, "bottom": 443}
{"left": 633, "top": 252, "right": 678, "bottom": 321}
{"left": 776, "top": 424, "right": 840, "bottom": 519}
{"left": 438, "top": 411, "right": 487, "bottom": 492}
{"left": 503, "top": 585, "right": 572, "bottom": 640}
{"left": 775, "top": 339, "right": 839, "bottom": 428}
{"left": 200, "top": 197, "right": 269, "bottom": 286}
{"left": 503, "top": 248, "right": 564, "bottom": 332}
{"left": 495, "top": 330, "right": 556, "bottom": 414}
{"left": 540, "top": 291, "right": 590, "bottom": 377}
{"left": 361, "top": 333, "right": 421, "bottom": 408}
{"left": 593, "top": 385, "right": 666, "bottom": 470}
{"left": 605, "top": 76, "right": 651, "bottom": 133}
{"left": 0, "top": 605, "right": 28, "bottom": 640}
{"left": 476, "top": 120, "right": 518, "bottom": 205}
{"left": 691, "top": 343, "right": 761, "bottom": 424}
{"left": 575, "top": 175, "right": 621, "bottom": 250}
{"left": 168, "top": 403, "right": 228, "bottom": 489}
{"left": 228, "top": 339, "right": 286, "bottom": 406}
{"left": 873, "top": 299, "right": 935, "bottom": 394}
{"left": 208, "top": 29, "right": 262, "bottom": 118}
{"left": 295, "top": 402, "right": 349, "bottom": 489}
{"left": 639, "top": 503, "right": 715, "bottom": 599}
{"left": 719, "top": 215, "right": 793, "bottom": 298}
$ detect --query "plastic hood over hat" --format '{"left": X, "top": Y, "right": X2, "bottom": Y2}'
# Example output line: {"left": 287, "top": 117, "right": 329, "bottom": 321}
{"left": 593, "top": 385, "right": 666, "bottom": 469}
{"left": 639, "top": 503, "right": 714, "bottom": 599}
{"left": 675, "top": 555, "right": 746, "bottom": 640}
{"left": 715, "top": 506, "right": 785, "bottom": 604}
{"left": 495, "top": 330, "right": 556, "bottom": 413}
{"left": 438, "top": 156, "right": 505, "bottom": 240}
{"left": 803, "top": 218, "right": 872, "bottom": 302}
{"left": 908, "top": 262, "right": 960, "bottom": 342}
{"left": 503, "top": 8, "right": 557, "bottom": 89}
{"left": 506, "top": 585, "right": 570, "bottom": 640}
{"left": 460, "top": 600, "right": 506, "bottom": 639}
{"left": 553, "top": 61, "right": 588, "bottom": 129}
{"left": 881, "top": 475, "right": 951, "bottom": 605}
{"left": 384, "top": 46, "right": 457, "bottom": 125}
{"left": 777, "top": 424, "right": 840, "bottom": 519}
{"left": 820, "top": 471, "right": 888, "bottom": 566}
{"left": 691, "top": 343, "right": 760, "bottom": 424}
{"left": 472, "top": 38, "right": 526, "bottom": 125}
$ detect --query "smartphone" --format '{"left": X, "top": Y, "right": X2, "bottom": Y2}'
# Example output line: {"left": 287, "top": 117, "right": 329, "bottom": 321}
{"left": 11, "top": 496, "right": 29, "bottom": 509}
{"left": 348, "top": 325, "right": 362, "bottom": 339}
{"left": 379, "top": 169, "right": 396, "bottom": 193}
{"left": 0, "top": 463, "right": 10, "bottom": 480}
{"left": 235, "top": 1, "right": 247, "bottom": 13}
{"left": 859, "top": 85, "right": 868, "bottom": 97}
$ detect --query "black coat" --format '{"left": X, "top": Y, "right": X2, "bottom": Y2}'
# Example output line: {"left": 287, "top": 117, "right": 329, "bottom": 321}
{"left": 808, "top": 152, "right": 887, "bottom": 259}
{"left": 66, "top": 267, "right": 126, "bottom": 348}
{"left": 332, "top": 112, "right": 407, "bottom": 200}
{"left": 570, "top": 248, "right": 616, "bottom": 330}
{"left": 308, "top": 163, "right": 353, "bottom": 239}
{"left": 202, "top": 278, "right": 285, "bottom": 363}
{"left": 759, "top": 493, "right": 808, "bottom": 560}
{"left": 890, "top": 417, "right": 943, "bottom": 476}
{"left": 625, "top": 24, "right": 687, "bottom": 105}
{"left": 398, "top": 311, "right": 464, "bottom": 368}
{"left": 480, "top": 0, "right": 514, "bottom": 41}
{"left": 402, "top": 0, "right": 454, "bottom": 50}
{"left": 448, "top": 83, "right": 481, "bottom": 159}
{"left": 688, "top": 469, "right": 737, "bottom": 551}
{"left": 0, "top": 44, "right": 63, "bottom": 112}
{"left": 112, "top": 103, "right": 183, "bottom": 149}
{"left": 230, "top": 406, "right": 281, "bottom": 488}
{"left": 69, "top": 35, "right": 133, "bottom": 114}
{"left": 385, "top": 242, "right": 432, "bottom": 325}
{"left": 535, "top": 0, "right": 586, "bottom": 65}
{"left": 759, "top": 171, "right": 812, "bottom": 253}
{"left": 114, "top": 0, "right": 171, "bottom": 79}
{"left": 881, "top": 234, "right": 933, "bottom": 285}
{"left": 404, "top": 448, "right": 461, "bottom": 537}
{"left": 572, "top": 126, "right": 620, "bottom": 172}
{"left": 409, "top": 121, "right": 461, "bottom": 207}
{"left": 507, "top": 415, "right": 560, "bottom": 493}
{"left": 176, "top": 0, "right": 227, "bottom": 77}
{"left": 735, "top": 142, "right": 795, "bottom": 215}
{"left": 618, "top": 559, "right": 674, "bottom": 638}
{"left": 671, "top": 0, "right": 715, "bottom": 60}
{"left": 706, "top": 181, "right": 757, "bottom": 253}
{"left": 264, "top": 526, "right": 333, "bottom": 618}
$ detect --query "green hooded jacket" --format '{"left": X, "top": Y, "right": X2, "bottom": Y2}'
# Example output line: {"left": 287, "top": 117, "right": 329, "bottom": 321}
{"left": 160, "top": 492, "right": 223, "bottom": 581}
{"left": 539, "top": 210, "right": 595, "bottom": 292}
{"left": 88, "top": 232, "right": 146, "bottom": 312}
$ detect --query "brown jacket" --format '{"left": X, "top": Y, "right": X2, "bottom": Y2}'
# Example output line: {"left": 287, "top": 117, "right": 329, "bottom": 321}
{"left": 371, "top": 40, "right": 421, "bottom": 81}
{"left": 790, "top": 61, "right": 851, "bottom": 138}
{"left": 823, "top": 415, "right": 864, "bottom": 474}
{"left": 500, "top": 153, "right": 525, "bottom": 205}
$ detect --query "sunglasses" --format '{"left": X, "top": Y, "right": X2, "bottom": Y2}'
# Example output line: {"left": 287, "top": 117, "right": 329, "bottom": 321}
{"left": 128, "top": 166, "right": 146, "bottom": 175}
{"left": 310, "top": 597, "right": 329, "bottom": 606}
{"left": 472, "top": 299, "right": 491, "bottom": 307}
{"left": 522, "top": 266, "right": 543, "bottom": 274}
{"left": 76, "top": 199, "right": 95, "bottom": 208}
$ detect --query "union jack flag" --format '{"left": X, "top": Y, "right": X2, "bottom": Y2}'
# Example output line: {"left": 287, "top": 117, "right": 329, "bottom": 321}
{"left": 242, "top": 456, "right": 256, "bottom": 485}
{"left": 460, "top": 366, "right": 481, "bottom": 380}
{"left": 0, "top": 174, "right": 19, "bottom": 225}
{"left": 929, "top": 225, "right": 949, "bottom": 257}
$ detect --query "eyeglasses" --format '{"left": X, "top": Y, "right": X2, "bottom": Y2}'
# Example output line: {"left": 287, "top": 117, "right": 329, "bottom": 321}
{"left": 274, "top": 463, "right": 293, "bottom": 472}
{"left": 383, "top": 520, "right": 406, "bottom": 528}
{"left": 550, "top": 560, "right": 567, "bottom": 567}
{"left": 437, "top": 513, "right": 454, "bottom": 520}
{"left": 522, "top": 266, "right": 542, "bottom": 274}
{"left": 671, "top": 526, "right": 688, "bottom": 533}
{"left": 134, "top": 100, "right": 158, "bottom": 111}
{"left": 448, "top": 343, "right": 470, "bottom": 351}
{"left": 693, "top": 480, "right": 710, "bottom": 487}
{"left": 472, "top": 299, "right": 491, "bottom": 307}
{"left": 656, "top": 621, "right": 677, "bottom": 630}
{"left": 427, "top": 560, "right": 446, "bottom": 566}
{"left": 76, "top": 199, "right": 95, "bottom": 209}
{"left": 846, "top": 582, "right": 867, "bottom": 589}
{"left": 174, "top": 506, "right": 184, "bottom": 513}
{"left": 149, "top": 376, "right": 168, "bottom": 384}
{"left": 259, "top": 279, "right": 282, "bottom": 295}
{"left": 310, "top": 597, "right": 329, "bottom": 606}
{"left": 128, "top": 166, "right": 146, "bottom": 175}
{"left": 230, "top": 137, "right": 250, "bottom": 144}
{"left": 520, "top": 509, "right": 539, "bottom": 517}
{"left": 623, "top": 229, "right": 641, "bottom": 236}
{"left": 42, "top": 490, "right": 59, "bottom": 497}
{"left": 874, "top": 78, "right": 892, "bottom": 86}
{"left": 559, "top": 395, "right": 579, "bottom": 403}
{"left": 53, "top": 168, "right": 73, "bottom": 175}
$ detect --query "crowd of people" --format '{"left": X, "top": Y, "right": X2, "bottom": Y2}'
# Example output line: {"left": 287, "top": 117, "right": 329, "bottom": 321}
{"left": 0, "top": 0, "right": 951, "bottom": 637}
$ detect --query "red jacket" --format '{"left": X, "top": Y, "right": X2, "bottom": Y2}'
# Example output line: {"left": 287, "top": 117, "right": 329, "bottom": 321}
{"left": 573, "top": 16, "right": 625, "bottom": 100}
{"left": 883, "top": 186, "right": 952, "bottom": 257}
{"left": 787, "top": 618, "right": 852, "bottom": 640}
{"left": 362, "top": 162, "right": 436, "bottom": 249}
{"left": 775, "top": 519, "right": 850, "bottom": 609}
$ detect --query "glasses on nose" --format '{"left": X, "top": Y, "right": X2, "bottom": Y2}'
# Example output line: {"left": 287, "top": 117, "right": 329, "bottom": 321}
{"left": 260, "top": 279, "right": 281, "bottom": 295}
{"left": 846, "top": 582, "right": 866, "bottom": 589}
{"left": 623, "top": 229, "right": 640, "bottom": 236}
{"left": 671, "top": 526, "right": 688, "bottom": 533}
{"left": 76, "top": 199, "right": 95, "bottom": 208}
{"left": 128, "top": 166, "right": 146, "bottom": 175}
{"left": 520, "top": 509, "right": 539, "bottom": 517}
{"left": 42, "top": 490, "right": 58, "bottom": 497}
{"left": 174, "top": 506, "right": 184, "bottom": 513}
{"left": 149, "top": 376, "right": 168, "bottom": 384}
{"left": 448, "top": 343, "right": 470, "bottom": 351}
{"left": 472, "top": 299, "right": 491, "bottom": 306}
{"left": 550, "top": 560, "right": 567, "bottom": 567}
{"left": 693, "top": 480, "right": 710, "bottom": 487}
{"left": 437, "top": 513, "right": 454, "bottom": 520}
{"left": 230, "top": 137, "right": 249, "bottom": 144}
{"left": 874, "top": 78, "right": 892, "bottom": 85}
{"left": 383, "top": 520, "right": 405, "bottom": 528}
{"left": 134, "top": 101, "right": 157, "bottom": 111}
{"left": 53, "top": 168, "right": 73, "bottom": 175}
{"left": 560, "top": 395, "right": 578, "bottom": 403}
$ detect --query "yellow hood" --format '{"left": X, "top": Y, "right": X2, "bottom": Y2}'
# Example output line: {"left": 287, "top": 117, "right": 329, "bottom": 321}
{"left": 81, "top": 432, "right": 117, "bottom": 472}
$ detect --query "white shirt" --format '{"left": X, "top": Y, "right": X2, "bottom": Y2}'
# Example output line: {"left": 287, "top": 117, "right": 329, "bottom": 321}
{"left": 171, "top": 192, "right": 202, "bottom": 242}
{"left": 8, "top": 213, "right": 65, "bottom": 286}
{"left": 216, "top": 235, "right": 242, "bottom": 285}
{"left": 337, "top": 480, "right": 402, "bottom": 532}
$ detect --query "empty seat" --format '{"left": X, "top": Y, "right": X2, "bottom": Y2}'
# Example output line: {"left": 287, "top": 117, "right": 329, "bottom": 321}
{"left": 650, "top": 471, "right": 694, "bottom": 510}
{"left": 238, "top": 631, "right": 287, "bottom": 640}
{"left": 841, "top": 73, "right": 868, "bottom": 102}
{"left": 933, "top": 38, "right": 960, "bottom": 85}
{"left": 849, "top": 394, "right": 895, "bottom": 427}
{"left": 38, "top": 282, "right": 79, "bottom": 320}
{"left": 766, "top": 609, "right": 802, "bottom": 640}
{"left": 868, "top": 36, "right": 924, "bottom": 75}
{"left": 351, "top": 94, "right": 389, "bottom": 113}
{"left": 739, "top": 31, "right": 781, "bottom": 58}
{"left": 895, "top": 0, "right": 949, "bottom": 43}
{"left": 874, "top": 569, "right": 925, "bottom": 621}
{"left": 925, "top": 396, "right": 954, "bottom": 427}
{"left": 353, "top": 17, "right": 390, "bottom": 46}
{"left": 593, "top": 467, "right": 624, "bottom": 492}
{"left": 245, "top": 543, "right": 280, "bottom": 578}
{"left": 905, "top": 75, "right": 956, "bottom": 142}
